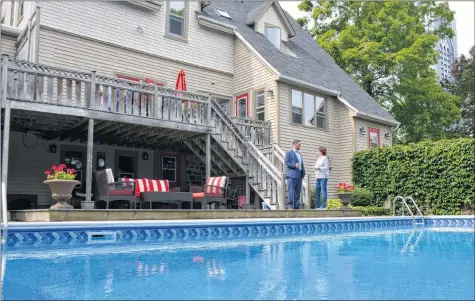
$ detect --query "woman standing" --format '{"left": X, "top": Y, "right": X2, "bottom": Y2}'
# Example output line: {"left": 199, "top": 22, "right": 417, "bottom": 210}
{"left": 314, "top": 146, "right": 329, "bottom": 210}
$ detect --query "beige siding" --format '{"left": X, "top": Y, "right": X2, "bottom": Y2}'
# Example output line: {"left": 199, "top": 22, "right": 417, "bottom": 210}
{"left": 233, "top": 38, "right": 277, "bottom": 142}
{"left": 1, "top": 32, "right": 16, "bottom": 57}
{"left": 38, "top": 28, "right": 233, "bottom": 96}
{"left": 38, "top": 1, "right": 234, "bottom": 74}
{"left": 355, "top": 118, "right": 392, "bottom": 152}
{"left": 278, "top": 83, "right": 340, "bottom": 197}
{"left": 256, "top": 3, "right": 289, "bottom": 42}
{"left": 336, "top": 102, "right": 355, "bottom": 184}
{"left": 7, "top": 131, "right": 155, "bottom": 207}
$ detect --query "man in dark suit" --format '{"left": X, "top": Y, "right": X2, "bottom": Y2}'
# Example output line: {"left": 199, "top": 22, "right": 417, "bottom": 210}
{"left": 284, "top": 140, "right": 305, "bottom": 209}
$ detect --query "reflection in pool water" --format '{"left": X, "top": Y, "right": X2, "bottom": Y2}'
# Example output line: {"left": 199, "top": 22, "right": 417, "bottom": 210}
{"left": 2, "top": 229, "right": 474, "bottom": 300}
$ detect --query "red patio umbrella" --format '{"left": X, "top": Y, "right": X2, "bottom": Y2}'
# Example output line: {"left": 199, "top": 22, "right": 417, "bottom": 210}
{"left": 175, "top": 69, "right": 187, "bottom": 91}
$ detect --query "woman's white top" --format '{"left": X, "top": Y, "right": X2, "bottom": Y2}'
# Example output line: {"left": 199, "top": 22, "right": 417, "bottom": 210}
{"left": 314, "top": 155, "right": 329, "bottom": 179}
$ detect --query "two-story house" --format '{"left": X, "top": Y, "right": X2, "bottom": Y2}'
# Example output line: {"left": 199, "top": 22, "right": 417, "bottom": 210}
{"left": 0, "top": 1, "right": 398, "bottom": 210}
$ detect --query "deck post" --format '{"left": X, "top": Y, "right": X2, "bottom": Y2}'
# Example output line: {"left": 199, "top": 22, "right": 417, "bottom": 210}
{"left": 0, "top": 56, "right": 7, "bottom": 224}
{"left": 1, "top": 102, "right": 11, "bottom": 214}
{"left": 245, "top": 177, "right": 250, "bottom": 205}
{"left": 205, "top": 133, "right": 211, "bottom": 180}
{"left": 278, "top": 173, "right": 286, "bottom": 210}
{"left": 85, "top": 118, "right": 94, "bottom": 202}
{"left": 88, "top": 71, "right": 96, "bottom": 109}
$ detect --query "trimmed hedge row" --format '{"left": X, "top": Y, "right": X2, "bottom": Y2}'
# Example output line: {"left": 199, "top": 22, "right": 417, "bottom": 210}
{"left": 352, "top": 138, "right": 475, "bottom": 215}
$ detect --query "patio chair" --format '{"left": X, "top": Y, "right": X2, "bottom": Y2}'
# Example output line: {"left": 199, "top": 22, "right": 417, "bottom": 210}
{"left": 93, "top": 169, "right": 137, "bottom": 209}
{"left": 190, "top": 176, "right": 229, "bottom": 209}
{"left": 120, "top": 178, "right": 192, "bottom": 209}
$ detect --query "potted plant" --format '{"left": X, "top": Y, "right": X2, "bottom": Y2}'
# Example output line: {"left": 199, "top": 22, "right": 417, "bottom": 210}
{"left": 44, "top": 164, "right": 80, "bottom": 209}
{"left": 337, "top": 182, "right": 355, "bottom": 209}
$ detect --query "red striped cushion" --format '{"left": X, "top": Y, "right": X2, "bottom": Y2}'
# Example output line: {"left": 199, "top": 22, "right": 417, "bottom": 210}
{"left": 144, "top": 179, "right": 169, "bottom": 192}
{"left": 121, "top": 178, "right": 146, "bottom": 198}
{"left": 205, "top": 176, "right": 227, "bottom": 194}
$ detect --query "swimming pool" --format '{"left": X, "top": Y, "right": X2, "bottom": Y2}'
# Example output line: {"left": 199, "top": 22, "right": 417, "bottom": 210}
{"left": 2, "top": 216, "right": 474, "bottom": 300}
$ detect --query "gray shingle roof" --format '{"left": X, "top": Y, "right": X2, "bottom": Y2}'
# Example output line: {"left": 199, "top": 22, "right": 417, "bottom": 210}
{"left": 202, "top": 1, "right": 398, "bottom": 125}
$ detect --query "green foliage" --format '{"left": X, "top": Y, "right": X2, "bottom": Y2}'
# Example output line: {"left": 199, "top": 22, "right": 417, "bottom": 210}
{"left": 326, "top": 199, "right": 342, "bottom": 210}
{"left": 443, "top": 46, "right": 475, "bottom": 137}
{"left": 352, "top": 138, "right": 475, "bottom": 215}
{"left": 298, "top": 1, "right": 461, "bottom": 143}
{"left": 351, "top": 187, "right": 374, "bottom": 207}
{"left": 354, "top": 206, "right": 391, "bottom": 216}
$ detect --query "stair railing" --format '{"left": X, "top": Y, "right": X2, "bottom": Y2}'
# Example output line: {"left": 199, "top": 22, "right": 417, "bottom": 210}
{"left": 210, "top": 98, "right": 285, "bottom": 208}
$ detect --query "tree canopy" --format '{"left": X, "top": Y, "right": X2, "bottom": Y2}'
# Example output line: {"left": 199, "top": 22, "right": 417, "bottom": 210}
{"left": 298, "top": 1, "right": 461, "bottom": 143}
{"left": 443, "top": 46, "right": 475, "bottom": 137}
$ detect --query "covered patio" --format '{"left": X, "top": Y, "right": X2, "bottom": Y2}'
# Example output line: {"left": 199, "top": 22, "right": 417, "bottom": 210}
{"left": 0, "top": 56, "right": 249, "bottom": 213}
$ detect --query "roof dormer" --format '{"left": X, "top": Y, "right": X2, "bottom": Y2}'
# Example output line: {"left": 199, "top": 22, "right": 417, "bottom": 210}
{"left": 246, "top": 1, "right": 296, "bottom": 41}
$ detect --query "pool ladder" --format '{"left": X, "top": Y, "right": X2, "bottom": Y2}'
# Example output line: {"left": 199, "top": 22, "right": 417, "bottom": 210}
{"left": 392, "top": 196, "right": 424, "bottom": 226}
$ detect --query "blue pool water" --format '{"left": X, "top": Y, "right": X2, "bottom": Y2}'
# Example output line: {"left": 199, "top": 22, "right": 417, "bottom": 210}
{"left": 2, "top": 227, "right": 474, "bottom": 300}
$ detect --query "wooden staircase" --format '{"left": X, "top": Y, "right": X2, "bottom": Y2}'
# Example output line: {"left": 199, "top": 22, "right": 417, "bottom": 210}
{"left": 184, "top": 97, "right": 286, "bottom": 209}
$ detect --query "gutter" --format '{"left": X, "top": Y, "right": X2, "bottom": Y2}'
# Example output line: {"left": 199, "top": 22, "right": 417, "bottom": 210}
{"left": 0, "top": 25, "right": 22, "bottom": 36}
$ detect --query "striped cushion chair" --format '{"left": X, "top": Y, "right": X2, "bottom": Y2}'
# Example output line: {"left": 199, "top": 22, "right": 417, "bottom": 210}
{"left": 120, "top": 178, "right": 185, "bottom": 209}
{"left": 190, "top": 176, "right": 229, "bottom": 209}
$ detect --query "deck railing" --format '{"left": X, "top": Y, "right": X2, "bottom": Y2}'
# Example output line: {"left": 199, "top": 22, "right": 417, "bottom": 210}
{"left": 229, "top": 116, "right": 270, "bottom": 146}
{"left": 1, "top": 58, "right": 212, "bottom": 126}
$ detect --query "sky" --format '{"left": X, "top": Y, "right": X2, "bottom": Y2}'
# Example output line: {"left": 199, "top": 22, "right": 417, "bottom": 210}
{"left": 280, "top": 1, "right": 475, "bottom": 57}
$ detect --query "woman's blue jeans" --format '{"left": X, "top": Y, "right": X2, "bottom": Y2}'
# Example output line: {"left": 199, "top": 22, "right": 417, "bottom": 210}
{"left": 315, "top": 178, "right": 328, "bottom": 209}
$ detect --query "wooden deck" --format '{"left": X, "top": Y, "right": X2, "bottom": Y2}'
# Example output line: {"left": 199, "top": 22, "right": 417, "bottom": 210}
{"left": 10, "top": 209, "right": 362, "bottom": 222}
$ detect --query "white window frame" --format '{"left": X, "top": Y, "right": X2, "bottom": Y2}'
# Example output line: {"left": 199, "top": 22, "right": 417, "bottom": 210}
{"left": 265, "top": 24, "right": 281, "bottom": 50}
{"left": 255, "top": 89, "right": 265, "bottom": 121}
{"left": 290, "top": 88, "right": 327, "bottom": 130}
{"left": 165, "top": 0, "right": 189, "bottom": 41}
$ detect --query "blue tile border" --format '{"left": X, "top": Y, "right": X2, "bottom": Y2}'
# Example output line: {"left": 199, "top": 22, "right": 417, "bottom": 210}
{"left": 3, "top": 216, "right": 473, "bottom": 249}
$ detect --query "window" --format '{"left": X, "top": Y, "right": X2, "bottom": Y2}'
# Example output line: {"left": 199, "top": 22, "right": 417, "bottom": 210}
{"left": 235, "top": 93, "right": 248, "bottom": 118}
{"left": 368, "top": 128, "right": 380, "bottom": 149}
{"left": 162, "top": 156, "right": 176, "bottom": 182}
{"left": 255, "top": 89, "right": 265, "bottom": 121}
{"left": 215, "top": 8, "right": 231, "bottom": 19}
{"left": 166, "top": 1, "right": 188, "bottom": 39}
{"left": 265, "top": 26, "right": 281, "bottom": 49}
{"left": 303, "top": 93, "right": 314, "bottom": 126}
{"left": 16, "top": 1, "right": 24, "bottom": 25}
{"left": 291, "top": 89, "right": 327, "bottom": 129}
{"left": 216, "top": 97, "right": 230, "bottom": 114}
{"left": 315, "top": 96, "right": 326, "bottom": 128}
{"left": 291, "top": 89, "right": 302, "bottom": 124}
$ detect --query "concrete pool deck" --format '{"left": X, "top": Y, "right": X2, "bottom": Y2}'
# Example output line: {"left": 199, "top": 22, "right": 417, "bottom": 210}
{"left": 9, "top": 208, "right": 363, "bottom": 222}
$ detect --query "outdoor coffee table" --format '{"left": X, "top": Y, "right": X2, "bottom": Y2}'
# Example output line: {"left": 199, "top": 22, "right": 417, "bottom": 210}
{"left": 141, "top": 191, "right": 193, "bottom": 209}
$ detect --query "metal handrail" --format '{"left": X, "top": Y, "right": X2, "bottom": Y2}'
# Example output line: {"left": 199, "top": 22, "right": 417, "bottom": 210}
{"left": 393, "top": 195, "right": 424, "bottom": 226}
{"left": 405, "top": 196, "right": 425, "bottom": 226}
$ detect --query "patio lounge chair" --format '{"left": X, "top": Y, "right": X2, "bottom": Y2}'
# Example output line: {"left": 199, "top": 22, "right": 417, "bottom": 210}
{"left": 190, "top": 176, "right": 228, "bottom": 209}
{"left": 120, "top": 178, "right": 193, "bottom": 209}
{"left": 93, "top": 169, "right": 137, "bottom": 209}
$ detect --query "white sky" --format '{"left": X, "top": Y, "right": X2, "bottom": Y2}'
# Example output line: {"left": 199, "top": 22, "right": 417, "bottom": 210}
{"left": 280, "top": 1, "right": 474, "bottom": 57}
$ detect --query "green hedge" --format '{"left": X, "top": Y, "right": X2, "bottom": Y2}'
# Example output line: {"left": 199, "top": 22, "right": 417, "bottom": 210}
{"left": 352, "top": 138, "right": 475, "bottom": 215}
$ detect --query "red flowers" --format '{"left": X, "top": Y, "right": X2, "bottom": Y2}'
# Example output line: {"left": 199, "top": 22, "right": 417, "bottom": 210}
{"left": 45, "top": 164, "right": 76, "bottom": 180}
{"left": 337, "top": 182, "right": 355, "bottom": 193}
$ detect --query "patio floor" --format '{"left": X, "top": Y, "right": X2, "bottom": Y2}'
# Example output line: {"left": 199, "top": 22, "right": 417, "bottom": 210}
{"left": 9, "top": 208, "right": 362, "bottom": 222}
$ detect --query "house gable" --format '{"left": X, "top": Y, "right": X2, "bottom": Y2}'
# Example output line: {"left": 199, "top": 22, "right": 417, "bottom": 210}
{"left": 254, "top": 3, "right": 295, "bottom": 43}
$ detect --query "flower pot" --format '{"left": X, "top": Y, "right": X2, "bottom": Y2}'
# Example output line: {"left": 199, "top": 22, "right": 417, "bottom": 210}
{"left": 81, "top": 201, "right": 95, "bottom": 210}
{"left": 337, "top": 193, "right": 353, "bottom": 209}
{"left": 44, "top": 180, "right": 80, "bottom": 209}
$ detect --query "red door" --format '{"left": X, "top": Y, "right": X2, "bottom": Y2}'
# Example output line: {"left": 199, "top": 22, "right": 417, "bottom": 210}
{"left": 235, "top": 93, "right": 248, "bottom": 118}
{"left": 368, "top": 128, "right": 380, "bottom": 149}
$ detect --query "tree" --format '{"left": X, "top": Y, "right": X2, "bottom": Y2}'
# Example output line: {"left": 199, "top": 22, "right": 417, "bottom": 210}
{"left": 443, "top": 46, "right": 475, "bottom": 137}
{"left": 298, "top": 1, "right": 461, "bottom": 143}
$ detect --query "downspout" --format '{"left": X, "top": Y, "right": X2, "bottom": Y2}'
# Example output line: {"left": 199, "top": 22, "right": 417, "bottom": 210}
{"left": 26, "top": 3, "right": 33, "bottom": 61}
